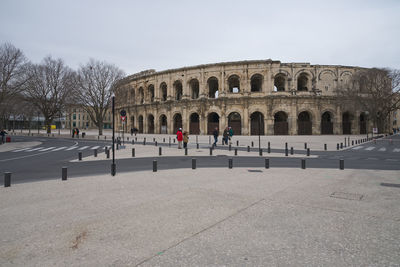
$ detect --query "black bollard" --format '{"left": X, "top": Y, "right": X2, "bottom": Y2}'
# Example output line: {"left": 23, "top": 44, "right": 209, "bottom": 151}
{"left": 173, "top": 139, "right": 175, "bottom": 143}
{"left": 127, "top": 137, "right": 129, "bottom": 141}
{"left": 185, "top": 147, "right": 188, "bottom": 155}
{"left": 135, "top": 137, "right": 137, "bottom": 141}
{"left": 78, "top": 152, "right": 82, "bottom": 161}
{"left": 228, "top": 158, "right": 233, "bottom": 169}
{"left": 339, "top": 159, "right": 344, "bottom": 170}
{"left": 4, "top": 172, "right": 11, "bottom": 187}
{"left": 132, "top": 148, "right": 135, "bottom": 157}
{"left": 301, "top": 159, "right": 306, "bottom": 169}
{"left": 62, "top": 167, "right": 67, "bottom": 181}
{"left": 234, "top": 148, "right": 238, "bottom": 156}
{"left": 344, "top": 138, "right": 347, "bottom": 147}
{"left": 169, "top": 137, "right": 171, "bottom": 147}
{"left": 111, "top": 163, "right": 116, "bottom": 176}
{"left": 290, "top": 147, "right": 294, "bottom": 155}
{"left": 116, "top": 143, "right": 119, "bottom": 150}
{"left": 259, "top": 149, "right": 263, "bottom": 156}
{"left": 348, "top": 137, "right": 350, "bottom": 146}
{"left": 304, "top": 143, "right": 307, "bottom": 149}
{"left": 268, "top": 142, "right": 271, "bottom": 153}
{"left": 155, "top": 141, "right": 157, "bottom": 146}
{"left": 210, "top": 147, "right": 213, "bottom": 156}
{"left": 352, "top": 140, "right": 354, "bottom": 146}
{"left": 285, "top": 148, "right": 288, "bottom": 156}
{"left": 247, "top": 146, "right": 250, "bottom": 152}
{"left": 153, "top": 138, "right": 155, "bottom": 142}
{"left": 340, "top": 143, "right": 343, "bottom": 149}
{"left": 163, "top": 138, "right": 165, "bottom": 142}
{"left": 196, "top": 143, "right": 199, "bottom": 149}
{"left": 251, "top": 141, "right": 254, "bottom": 147}
{"left": 192, "top": 158, "right": 196, "bottom": 169}
{"left": 229, "top": 144, "right": 231, "bottom": 151}
{"left": 143, "top": 138, "right": 146, "bottom": 145}
{"left": 153, "top": 160, "right": 157, "bottom": 172}
{"left": 307, "top": 148, "right": 310, "bottom": 156}
{"left": 324, "top": 144, "right": 327, "bottom": 151}
{"left": 236, "top": 140, "right": 239, "bottom": 146}
{"left": 106, "top": 149, "right": 110, "bottom": 159}
{"left": 159, "top": 147, "right": 162, "bottom": 156}
{"left": 209, "top": 136, "right": 211, "bottom": 145}
{"left": 337, "top": 143, "right": 339, "bottom": 150}
{"left": 265, "top": 158, "right": 269, "bottom": 169}
{"left": 94, "top": 149, "right": 97, "bottom": 157}
{"left": 285, "top": 142, "right": 288, "bottom": 149}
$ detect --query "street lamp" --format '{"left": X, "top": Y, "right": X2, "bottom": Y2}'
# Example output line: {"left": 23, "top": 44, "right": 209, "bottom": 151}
{"left": 111, "top": 93, "right": 116, "bottom": 176}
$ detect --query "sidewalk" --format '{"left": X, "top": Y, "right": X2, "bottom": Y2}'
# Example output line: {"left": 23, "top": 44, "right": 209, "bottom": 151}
{"left": 1, "top": 168, "right": 399, "bottom": 266}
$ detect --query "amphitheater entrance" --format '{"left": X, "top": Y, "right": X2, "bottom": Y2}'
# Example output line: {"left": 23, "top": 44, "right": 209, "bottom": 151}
{"left": 274, "top": 111, "right": 288, "bottom": 135}
{"left": 189, "top": 113, "right": 200, "bottom": 134}
{"left": 138, "top": 115, "right": 143, "bottom": 133}
{"left": 148, "top": 114, "right": 155, "bottom": 134}
{"left": 207, "top": 113, "right": 219, "bottom": 134}
{"left": 321, "top": 112, "right": 333, "bottom": 134}
{"left": 159, "top": 115, "right": 167, "bottom": 134}
{"left": 298, "top": 111, "right": 312, "bottom": 135}
{"left": 359, "top": 113, "right": 367, "bottom": 134}
{"left": 250, "top": 112, "right": 264, "bottom": 135}
{"left": 342, "top": 112, "right": 352, "bottom": 134}
{"left": 173, "top": 114, "right": 182, "bottom": 134}
{"left": 228, "top": 112, "right": 241, "bottom": 135}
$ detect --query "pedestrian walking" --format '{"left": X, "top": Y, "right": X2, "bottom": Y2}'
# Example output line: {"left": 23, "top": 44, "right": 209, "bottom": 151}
{"left": 223, "top": 127, "right": 229, "bottom": 145}
{"left": 130, "top": 128, "right": 134, "bottom": 136}
{"left": 228, "top": 126, "right": 234, "bottom": 145}
{"left": 72, "top": 128, "right": 75, "bottom": 138}
{"left": 177, "top": 128, "right": 183, "bottom": 149}
{"left": 212, "top": 127, "right": 219, "bottom": 147}
{"left": 0, "top": 129, "right": 7, "bottom": 144}
{"left": 183, "top": 131, "right": 189, "bottom": 148}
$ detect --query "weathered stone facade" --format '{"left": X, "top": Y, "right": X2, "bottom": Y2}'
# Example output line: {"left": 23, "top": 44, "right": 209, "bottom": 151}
{"left": 115, "top": 60, "right": 369, "bottom": 135}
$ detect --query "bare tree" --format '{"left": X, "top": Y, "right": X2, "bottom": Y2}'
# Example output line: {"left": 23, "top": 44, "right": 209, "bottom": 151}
{"left": 337, "top": 68, "right": 400, "bottom": 133}
{"left": 24, "top": 56, "right": 76, "bottom": 133}
{"left": 74, "top": 59, "right": 125, "bottom": 135}
{"left": 0, "top": 43, "right": 30, "bottom": 128}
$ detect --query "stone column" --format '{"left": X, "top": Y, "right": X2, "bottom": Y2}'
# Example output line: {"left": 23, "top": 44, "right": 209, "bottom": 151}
{"left": 266, "top": 116, "right": 274, "bottom": 135}
{"left": 243, "top": 104, "right": 249, "bottom": 135}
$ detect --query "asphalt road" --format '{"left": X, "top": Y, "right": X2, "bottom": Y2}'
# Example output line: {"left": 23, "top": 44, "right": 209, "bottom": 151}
{"left": 1, "top": 134, "right": 399, "bottom": 184}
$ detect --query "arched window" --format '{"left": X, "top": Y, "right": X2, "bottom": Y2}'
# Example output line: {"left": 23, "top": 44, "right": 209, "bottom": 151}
{"left": 148, "top": 84, "right": 155, "bottom": 102}
{"left": 274, "top": 111, "right": 288, "bottom": 135}
{"left": 228, "top": 112, "right": 241, "bottom": 135}
{"left": 138, "top": 115, "right": 144, "bottom": 133}
{"left": 250, "top": 112, "right": 264, "bottom": 135}
{"left": 130, "top": 88, "right": 135, "bottom": 104}
{"left": 174, "top": 80, "right": 183, "bottom": 100}
{"left": 342, "top": 112, "right": 352, "bottom": 134}
{"left": 189, "top": 79, "right": 199, "bottom": 99}
{"left": 173, "top": 113, "right": 182, "bottom": 133}
{"left": 321, "top": 112, "right": 333, "bottom": 134}
{"left": 160, "top": 82, "right": 167, "bottom": 101}
{"left": 298, "top": 111, "right": 312, "bottom": 135}
{"left": 147, "top": 114, "right": 154, "bottom": 133}
{"left": 274, "top": 74, "right": 286, "bottom": 91}
{"left": 207, "top": 112, "right": 219, "bottom": 134}
{"left": 207, "top": 77, "right": 219, "bottom": 98}
{"left": 189, "top": 113, "right": 200, "bottom": 134}
{"left": 297, "top": 73, "right": 310, "bottom": 91}
{"left": 139, "top": 87, "right": 144, "bottom": 104}
{"left": 251, "top": 74, "right": 263, "bottom": 92}
{"left": 228, "top": 75, "right": 240, "bottom": 93}
{"left": 159, "top": 114, "right": 167, "bottom": 134}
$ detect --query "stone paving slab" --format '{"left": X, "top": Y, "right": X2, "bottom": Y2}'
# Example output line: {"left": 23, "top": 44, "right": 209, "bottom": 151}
{"left": 1, "top": 168, "right": 399, "bottom": 266}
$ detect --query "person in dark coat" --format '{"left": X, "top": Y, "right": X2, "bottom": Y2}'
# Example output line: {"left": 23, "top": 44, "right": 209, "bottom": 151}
{"left": 0, "top": 129, "right": 7, "bottom": 144}
{"left": 212, "top": 127, "right": 219, "bottom": 147}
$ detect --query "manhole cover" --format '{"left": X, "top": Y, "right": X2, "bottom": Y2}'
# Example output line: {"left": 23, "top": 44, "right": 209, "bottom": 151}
{"left": 380, "top": 183, "right": 400, "bottom": 188}
{"left": 248, "top": 169, "right": 263, "bottom": 173}
{"left": 330, "top": 192, "right": 363, "bottom": 201}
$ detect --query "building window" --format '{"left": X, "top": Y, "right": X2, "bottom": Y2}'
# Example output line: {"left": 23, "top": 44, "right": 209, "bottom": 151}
{"left": 73, "top": 114, "right": 76, "bottom": 120}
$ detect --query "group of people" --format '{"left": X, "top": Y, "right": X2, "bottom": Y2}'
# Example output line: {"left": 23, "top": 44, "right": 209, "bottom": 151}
{"left": 212, "top": 126, "right": 234, "bottom": 147}
{"left": 72, "top": 127, "right": 80, "bottom": 138}
{"left": 176, "top": 128, "right": 189, "bottom": 149}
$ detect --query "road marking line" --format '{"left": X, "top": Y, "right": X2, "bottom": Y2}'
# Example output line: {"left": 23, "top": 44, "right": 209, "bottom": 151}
{"left": 365, "top": 146, "right": 375, "bottom": 151}
{"left": 52, "top": 146, "right": 67, "bottom": 151}
{"left": 66, "top": 146, "right": 78, "bottom": 151}
{"left": 378, "top": 147, "right": 386, "bottom": 152}
{"left": 78, "top": 146, "right": 89, "bottom": 150}
{"left": 38, "top": 147, "right": 56, "bottom": 151}
{"left": 91, "top": 146, "right": 100, "bottom": 150}
{"left": 393, "top": 148, "right": 400, "bottom": 152}
{"left": 12, "top": 148, "right": 31, "bottom": 152}
{"left": 386, "top": 159, "right": 398, "bottom": 161}
{"left": 352, "top": 146, "right": 363, "bottom": 150}
{"left": 26, "top": 147, "right": 44, "bottom": 152}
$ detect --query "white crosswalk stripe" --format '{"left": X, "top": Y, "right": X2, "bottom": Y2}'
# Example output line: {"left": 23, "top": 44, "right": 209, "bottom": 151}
{"left": 352, "top": 146, "right": 364, "bottom": 150}
{"left": 378, "top": 147, "right": 386, "bottom": 152}
{"left": 38, "top": 147, "right": 56, "bottom": 151}
{"left": 66, "top": 146, "right": 78, "bottom": 151}
{"left": 52, "top": 146, "right": 67, "bottom": 151}
{"left": 12, "top": 148, "right": 31, "bottom": 152}
{"left": 393, "top": 148, "right": 400, "bottom": 152}
{"left": 26, "top": 147, "right": 45, "bottom": 152}
{"left": 91, "top": 146, "right": 100, "bottom": 150}
{"left": 365, "top": 146, "right": 375, "bottom": 151}
{"left": 78, "top": 146, "right": 89, "bottom": 150}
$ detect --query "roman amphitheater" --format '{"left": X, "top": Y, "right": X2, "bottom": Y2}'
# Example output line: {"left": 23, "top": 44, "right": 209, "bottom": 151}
{"left": 115, "top": 60, "right": 368, "bottom": 136}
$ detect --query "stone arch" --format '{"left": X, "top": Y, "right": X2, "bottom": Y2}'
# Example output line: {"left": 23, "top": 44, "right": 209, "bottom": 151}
{"left": 294, "top": 69, "right": 315, "bottom": 81}
{"left": 250, "top": 111, "right": 264, "bottom": 135}
{"left": 297, "top": 72, "right": 311, "bottom": 91}
{"left": 342, "top": 112, "right": 352, "bottom": 134}
{"left": 159, "top": 114, "right": 167, "bottom": 134}
{"left": 173, "top": 113, "right": 182, "bottom": 134}
{"left": 173, "top": 80, "right": 183, "bottom": 100}
{"left": 189, "top": 112, "right": 200, "bottom": 134}
{"left": 189, "top": 79, "right": 199, "bottom": 99}
{"left": 207, "top": 77, "right": 219, "bottom": 98}
{"left": 274, "top": 111, "right": 288, "bottom": 135}
{"left": 274, "top": 74, "right": 286, "bottom": 91}
{"left": 297, "top": 111, "right": 312, "bottom": 135}
{"left": 318, "top": 69, "right": 337, "bottom": 80}
{"left": 147, "top": 114, "right": 155, "bottom": 133}
{"left": 319, "top": 71, "right": 335, "bottom": 92}
{"left": 148, "top": 84, "right": 155, "bottom": 102}
{"left": 228, "top": 112, "right": 241, "bottom": 135}
{"left": 159, "top": 82, "right": 167, "bottom": 101}
{"left": 138, "top": 115, "right": 144, "bottom": 133}
{"left": 138, "top": 87, "right": 144, "bottom": 104}
{"left": 207, "top": 112, "right": 220, "bottom": 134}
{"left": 130, "top": 87, "right": 135, "bottom": 103}
{"left": 321, "top": 111, "right": 333, "bottom": 134}
{"left": 250, "top": 73, "right": 263, "bottom": 92}
{"left": 228, "top": 74, "right": 240, "bottom": 93}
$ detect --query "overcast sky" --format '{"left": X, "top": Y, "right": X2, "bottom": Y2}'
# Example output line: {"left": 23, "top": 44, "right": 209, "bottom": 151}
{"left": 1, "top": 0, "right": 399, "bottom": 75}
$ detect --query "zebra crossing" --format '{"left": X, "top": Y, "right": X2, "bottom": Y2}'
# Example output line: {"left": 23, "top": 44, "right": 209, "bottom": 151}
{"left": 351, "top": 145, "right": 400, "bottom": 153}
{"left": 12, "top": 145, "right": 104, "bottom": 153}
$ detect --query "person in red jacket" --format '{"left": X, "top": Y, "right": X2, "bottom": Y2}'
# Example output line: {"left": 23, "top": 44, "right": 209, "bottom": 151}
{"left": 176, "top": 128, "right": 183, "bottom": 149}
